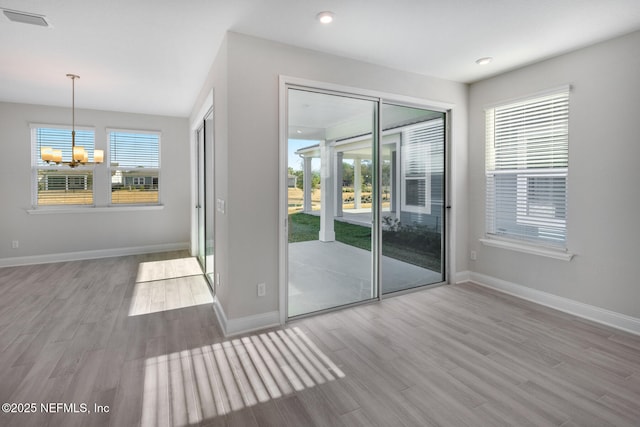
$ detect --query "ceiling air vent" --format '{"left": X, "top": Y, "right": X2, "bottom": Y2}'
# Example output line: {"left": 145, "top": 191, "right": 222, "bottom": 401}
{"left": 2, "top": 9, "right": 49, "bottom": 27}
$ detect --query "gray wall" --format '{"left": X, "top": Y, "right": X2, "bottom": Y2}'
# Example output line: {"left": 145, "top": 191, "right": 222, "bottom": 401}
{"left": 0, "top": 102, "right": 190, "bottom": 261}
{"left": 468, "top": 30, "right": 640, "bottom": 318}
{"left": 194, "top": 32, "right": 469, "bottom": 321}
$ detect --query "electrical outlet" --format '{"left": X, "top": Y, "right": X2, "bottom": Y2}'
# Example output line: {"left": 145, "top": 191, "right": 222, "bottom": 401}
{"left": 11, "top": 240, "right": 19, "bottom": 249}
{"left": 257, "top": 282, "right": 266, "bottom": 297}
{"left": 470, "top": 250, "right": 477, "bottom": 261}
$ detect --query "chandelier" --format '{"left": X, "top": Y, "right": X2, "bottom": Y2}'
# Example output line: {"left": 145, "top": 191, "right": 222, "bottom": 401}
{"left": 40, "top": 74, "right": 104, "bottom": 168}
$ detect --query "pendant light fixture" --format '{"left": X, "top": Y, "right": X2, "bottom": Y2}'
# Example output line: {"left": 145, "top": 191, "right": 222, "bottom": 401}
{"left": 41, "top": 74, "right": 104, "bottom": 168}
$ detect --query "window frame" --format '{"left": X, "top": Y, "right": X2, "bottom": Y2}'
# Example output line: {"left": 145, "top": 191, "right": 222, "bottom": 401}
{"left": 484, "top": 86, "right": 570, "bottom": 253}
{"left": 107, "top": 128, "right": 162, "bottom": 206}
{"left": 30, "top": 123, "right": 97, "bottom": 208}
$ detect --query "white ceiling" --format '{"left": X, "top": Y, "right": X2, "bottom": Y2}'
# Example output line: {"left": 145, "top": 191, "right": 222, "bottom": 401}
{"left": 1, "top": 0, "right": 640, "bottom": 117}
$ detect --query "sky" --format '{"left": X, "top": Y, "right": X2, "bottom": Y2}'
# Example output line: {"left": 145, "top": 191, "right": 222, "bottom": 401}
{"left": 288, "top": 138, "right": 319, "bottom": 171}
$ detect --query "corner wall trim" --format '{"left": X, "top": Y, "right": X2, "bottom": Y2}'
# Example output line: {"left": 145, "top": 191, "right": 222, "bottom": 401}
{"left": 212, "top": 298, "right": 280, "bottom": 337}
{"left": 467, "top": 272, "right": 640, "bottom": 336}
{"left": 212, "top": 298, "right": 228, "bottom": 335}
{"left": 0, "top": 242, "right": 190, "bottom": 268}
{"left": 454, "top": 270, "right": 471, "bottom": 284}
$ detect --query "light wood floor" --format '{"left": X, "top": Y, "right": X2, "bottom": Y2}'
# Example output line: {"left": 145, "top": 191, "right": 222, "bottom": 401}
{"left": 1, "top": 252, "right": 639, "bottom": 426}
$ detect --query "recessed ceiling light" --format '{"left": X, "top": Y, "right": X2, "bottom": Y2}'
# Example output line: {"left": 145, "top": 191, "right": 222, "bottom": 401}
{"left": 475, "top": 57, "right": 493, "bottom": 65}
{"left": 2, "top": 8, "right": 48, "bottom": 27}
{"left": 296, "top": 130, "right": 303, "bottom": 134}
{"left": 316, "top": 11, "right": 335, "bottom": 24}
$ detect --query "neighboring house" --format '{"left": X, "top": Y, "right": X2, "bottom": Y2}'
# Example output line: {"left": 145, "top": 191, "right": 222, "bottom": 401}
{"left": 122, "top": 175, "right": 158, "bottom": 188}
{"left": 287, "top": 174, "right": 297, "bottom": 188}
{"left": 112, "top": 169, "right": 158, "bottom": 189}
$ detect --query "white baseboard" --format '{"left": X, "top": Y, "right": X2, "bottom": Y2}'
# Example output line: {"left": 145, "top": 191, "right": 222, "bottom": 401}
{"left": 212, "top": 298, "right": 281, "bottom": 337}
{"left": 463, "top": 271, "right": 640, "bottom": 336}
{"left": 0, "top": 242, "right": 190, "bottom": 268}
{"left": 453, "top": 270, "right": 471, "bottom": 284}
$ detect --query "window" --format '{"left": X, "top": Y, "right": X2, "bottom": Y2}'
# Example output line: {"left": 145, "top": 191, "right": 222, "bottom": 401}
{"left": 32, "top": 126, "right": 96, "bottom": 206}
{"left": 401, "top": 118, "right": 444, "bottom": 214}
{"left": 109, "top": 130, "right": 160, "bottom": 205}
{"left": 485, "top": 88, "right": 569, "bottom": 248}
{"left": 132, "top": 177, "right": 145, "bottom": 186}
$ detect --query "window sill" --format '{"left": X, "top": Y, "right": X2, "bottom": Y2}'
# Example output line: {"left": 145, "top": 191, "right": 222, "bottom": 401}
{"left": 479, "top": 237, "right": 574, "bottom": 261}
{"left": 27, "top": 205, "right": 164, "bottom": 215}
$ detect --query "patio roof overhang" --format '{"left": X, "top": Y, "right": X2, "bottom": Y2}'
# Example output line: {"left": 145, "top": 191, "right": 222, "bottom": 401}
{"left": 288, "top": 90, "right": 442, "bottom": 142}
{"left": 295, "top": 133, "right": 400, "bottom": 158}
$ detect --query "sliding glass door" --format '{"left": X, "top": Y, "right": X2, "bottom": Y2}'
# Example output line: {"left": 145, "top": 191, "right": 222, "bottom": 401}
{"left": 286, "top": 86, "right": 447, "bottom": 318}
{"left": 287, "top": 88, "right": 377, "bottom": 317}
{"left": 196, "top": 108, "right": 215, "bottom": 288}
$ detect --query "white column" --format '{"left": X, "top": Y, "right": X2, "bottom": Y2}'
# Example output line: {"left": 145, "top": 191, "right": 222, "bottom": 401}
{"left": 353, "top": 157, "right": 362, "bottom": 209}
{"left": 319, "top": 140, "right": 335, "bottom": 242}
{"left": 335, "top": 151, "right": 343, "bottom": 217}
{"left": 303, "top": 156, "right": 312, "bottom": 213}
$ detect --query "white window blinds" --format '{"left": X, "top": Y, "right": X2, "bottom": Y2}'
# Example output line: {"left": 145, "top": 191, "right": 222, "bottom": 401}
{"left": 32, "top": 126, "right": 95, "bottom": 206}
{"left": 485, "top": 88, "right": 569, "bottom": 248}
{"left": 109, "top": 130, "right": 160, "bottom": 205}
{"left": 401, "top": 118, "right": 444, "bottom": 214}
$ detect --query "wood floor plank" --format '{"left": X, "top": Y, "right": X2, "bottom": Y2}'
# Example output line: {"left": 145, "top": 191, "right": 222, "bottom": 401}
{"left": 275, "top": 394, "right": 317, "bottom": 427}
{"left": 249, "top": 400, "right": 286, "bottom": 427}
{"left": 518, "top": 379, "right": 635, "bottom": 427}
{"left": 110, "top": 357, "right": 145, "bottom": 427}
{"left": 448, "top": 365, "right": 569, "bottom": 426}
{"left": 49, "top": 348, "right": 106, "bottom": 427}
{"left": 340, "top": 408, "right": 382, "bottom": 427}
{"left": 226, "top": 406, "right": 258, "bottom": 427}
{"left": 8, "top": 340, "right": 67, "bottom": 402}
{"left": 291, "top": 386, "right": 348, "bottom": 427}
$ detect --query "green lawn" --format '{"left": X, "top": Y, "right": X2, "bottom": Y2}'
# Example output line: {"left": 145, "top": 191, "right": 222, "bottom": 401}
{"left": 288, "top": 213, "right": 441, "bottom": 271}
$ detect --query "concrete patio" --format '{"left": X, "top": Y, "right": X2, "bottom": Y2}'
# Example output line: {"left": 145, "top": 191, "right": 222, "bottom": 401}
{"left": 288, "top": 240, "right": 442, "bottom": 317}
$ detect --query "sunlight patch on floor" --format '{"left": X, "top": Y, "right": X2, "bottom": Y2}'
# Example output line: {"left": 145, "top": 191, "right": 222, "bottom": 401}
{"left": 136, "top": 257, "right": 203, "bottom": 283}
{"left": 129, "top": 258, "right": 212, "bottom": 316}
{"left": 141, "top": 327, "right": 345, "bottom": 426}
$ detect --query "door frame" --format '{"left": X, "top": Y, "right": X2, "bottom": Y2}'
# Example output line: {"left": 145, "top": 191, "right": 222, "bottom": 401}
{"left": 278, "top": 76, "right": 456, "bottom": 324}
{"left": 196, "top": 121, "right": 206, "bottom": 268}
{"left": 190, "top": 89, "right": 214, "bottom": 292}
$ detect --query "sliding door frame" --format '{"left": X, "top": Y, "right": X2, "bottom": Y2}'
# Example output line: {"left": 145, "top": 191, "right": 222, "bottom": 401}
{"left": 190, "top": 89, "right": 215, "bottom": 294}
{"left": 278, "top": 76, "right": 454, "bottom": 324}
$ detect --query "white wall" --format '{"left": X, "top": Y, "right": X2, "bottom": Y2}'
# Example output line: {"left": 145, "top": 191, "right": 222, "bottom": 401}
{"left": 206, "top": 32, "right": 469, "bottom": 322}
{"left": 468, "top": 30, "right": 640, "bottom": 318}
{"left": 0, "top": 102, "right": 190, "bottom": 263}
